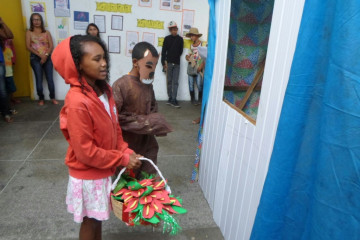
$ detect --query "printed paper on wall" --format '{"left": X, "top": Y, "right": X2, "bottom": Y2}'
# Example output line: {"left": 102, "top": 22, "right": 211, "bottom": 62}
{"left": 142, "top": 32, "right": 155, "bottom": 46}
{"left": 108, "top": 36, "right": 121, "bottom": 53}
{"left": 94, "top": 15, "right": 106, "bottom": 33}
{"left": 182, "top": 9, "right": 194, "bottom": 37}
{"left": 111, "top": 15, "right": 123, "bottom": 31}
{"left": 30, "top": 2, "right": 48, "bottom": 26}
{"left": 54, "top": 0, "right": 70, "bottom": 17}
{"left": 55, "top": 17, "right": 69, "bottom": 42}
{"left": 74, "top": 11, "right": 89, "bottom": 30}
{"left": 139, "top": 0, "right": 152, "bottom": 8}
{"left": 126, "top": 31, "right": 139, "bottom": 57}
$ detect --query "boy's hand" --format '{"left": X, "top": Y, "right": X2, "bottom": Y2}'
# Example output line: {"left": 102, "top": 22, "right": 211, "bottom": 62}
{"left": 126, "top": 152, "right": 142, "bottom": 169}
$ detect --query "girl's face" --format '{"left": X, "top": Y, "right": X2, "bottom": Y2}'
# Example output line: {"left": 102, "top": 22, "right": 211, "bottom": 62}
{"left": 79, "top": 42, "right": 107, "bottom": 83}
{"left": 87, "top": 26, "right": 99, "bottom": 37}
{"left": 32, "top": 15, "right": 42, "bottom": 28}
{"left": 190, "top": 35, "right": 199, "bottom": 43}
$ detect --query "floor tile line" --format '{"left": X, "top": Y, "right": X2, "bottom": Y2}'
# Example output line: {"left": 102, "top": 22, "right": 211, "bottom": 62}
{"left": 0, "top": 116, "right": 59, "bottom": 196}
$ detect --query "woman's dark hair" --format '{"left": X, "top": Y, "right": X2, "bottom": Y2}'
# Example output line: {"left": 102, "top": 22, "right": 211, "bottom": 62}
{"left": 132, "top": 41, "right": 159, "bottom": 60}
{"left": 70, "top": 35, "right": 110, "bottom": 93}
{"left": 29, "top": 13, "right": 46, "bottom": 33}
{"left": 86, "top": 23, "right": 100, "bottom": 38}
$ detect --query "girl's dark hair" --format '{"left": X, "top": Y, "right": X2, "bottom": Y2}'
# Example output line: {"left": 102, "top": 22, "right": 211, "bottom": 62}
{"left": 70, "top": 34, "right": 110, "bottom": 93}
{"left": 30, "top": 13, "right": 46, "bottom": 33}
{"left": 86, "top": 23, "right": 100, "bottom": 38}
{"left": 132, "top": 41, "right": 159, "bottom": 60}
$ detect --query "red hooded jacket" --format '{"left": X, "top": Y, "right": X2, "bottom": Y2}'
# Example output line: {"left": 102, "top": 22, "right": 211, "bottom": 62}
{"left": 52, "top": 37, "right": 133, "bottom": 180}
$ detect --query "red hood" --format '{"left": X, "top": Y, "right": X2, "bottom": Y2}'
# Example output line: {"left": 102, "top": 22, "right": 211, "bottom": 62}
{"left": 51, "top": 37, "right": 81, "bottom": 86}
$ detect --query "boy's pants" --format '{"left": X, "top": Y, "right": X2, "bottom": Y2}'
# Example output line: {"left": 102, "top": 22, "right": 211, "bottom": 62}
{"left": 166, "top": 63, "right": 180, "bottom": 102}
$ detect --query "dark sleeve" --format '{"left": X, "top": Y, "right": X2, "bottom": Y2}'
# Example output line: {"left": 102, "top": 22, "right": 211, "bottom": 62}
{"left": 161, "top": 37, "right": 168, "bottom": 66}
{"left": 179, "top": 37, "right": 184, "bottom": 56}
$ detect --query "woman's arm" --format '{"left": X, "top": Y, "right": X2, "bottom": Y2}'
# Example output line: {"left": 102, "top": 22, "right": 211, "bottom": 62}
{"left": 46, "top": 30, "right": 54, "bottom": 54}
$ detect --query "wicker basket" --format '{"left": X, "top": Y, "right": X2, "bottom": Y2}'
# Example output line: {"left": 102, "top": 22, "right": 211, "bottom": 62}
{"left": 111, "top": 157, "right": 171, "bottom": 226}
{"left": 111, "top": 196, "right": 124, "bottom": 220}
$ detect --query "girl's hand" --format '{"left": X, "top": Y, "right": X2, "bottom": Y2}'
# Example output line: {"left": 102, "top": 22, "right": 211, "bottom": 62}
{"left": 126, "top": 152, "right": 142, "bottom": 169}
{"left": 186, "top": 55, "right": 190, "bottom": 61}
{"left": 197, "top": 66, "right": 202, "bottom": 73}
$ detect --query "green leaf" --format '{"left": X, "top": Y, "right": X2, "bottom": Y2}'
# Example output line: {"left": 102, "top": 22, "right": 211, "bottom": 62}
{"left": 172, "top": 206, "right": 187, "bottom": 214}
{"left": 126, "top": 181, "right": 143, "bottom": 190}
{"left": 143, "top": 215, "right": 160, "bottom": 224}
{"left": 132, "top": 203, "right": 144, "bottom": 213}
{"left": 112, "top": 195, "right": 123, "bottom": 201}
{"left": 141, "top": 186, "right": 154, "bottom": 197}
{"left": 113, "top": 177, "right": 128, "bottom": 193}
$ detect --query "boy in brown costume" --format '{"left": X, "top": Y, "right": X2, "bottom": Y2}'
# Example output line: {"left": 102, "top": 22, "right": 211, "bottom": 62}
{"left": 112, "top": 42, "right": 172, "bottom": 177}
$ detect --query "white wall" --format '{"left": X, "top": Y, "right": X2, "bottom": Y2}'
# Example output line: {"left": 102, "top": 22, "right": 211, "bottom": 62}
{"left": 199, "top": 0, "right": 305, "bottom": 239}
{"left": 21, "top": 0, "right": 209, "bottom": 100}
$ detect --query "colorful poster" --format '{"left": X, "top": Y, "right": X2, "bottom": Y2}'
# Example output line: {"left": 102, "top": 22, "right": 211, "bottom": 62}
{"left": 160, "top": 0, "right": 171, "bottom": 11}
{"left": 111, "top": 15, "right": 123, "bottom": 31}
{"left": 139, "top": 0, "right": 152, "bottom": 7}
{"left": 182, "top": 9, "right": 194, "bottom": 36}
{"left": 55, "top": 17, "right": 69, "bottom": 42}
{"left": 54, "top": 0, "right": 70, "bottom": 17}
{"left": 74, "top": 11, "right": 89, "bottom": 30}
{"left": 94, "top": 15, "right": 106, "bottom": 33}
{"left": 172, "top": 0, "right": 182, "bottom": 11}
{"left": 126, "top": 31, "right": 139, "bottom": 57}
{"left": 142, "top": 32, "right": 155, "bottom": 45}
{"left": 160, "top": 0, "right": 182, "bottom": 11}
{"left": 30, "top": 2, "right": 47, "bottom": 26}
{"left": 108, "top": 36, "right": 121, "bottom": 53}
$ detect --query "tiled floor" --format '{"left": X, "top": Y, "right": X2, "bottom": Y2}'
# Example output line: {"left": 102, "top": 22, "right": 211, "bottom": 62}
{"left": 0, "top": 99, "right": 224, "bottom": 240}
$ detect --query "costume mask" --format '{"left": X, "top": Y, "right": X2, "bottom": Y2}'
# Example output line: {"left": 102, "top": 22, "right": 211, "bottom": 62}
{"left": 136, "top": 50, "right": 158, "bottom": 85}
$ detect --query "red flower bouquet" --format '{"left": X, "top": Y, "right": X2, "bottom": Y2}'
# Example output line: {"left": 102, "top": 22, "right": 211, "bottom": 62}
{"left": 111, "top": 158, "right": 187, "bottom": 235}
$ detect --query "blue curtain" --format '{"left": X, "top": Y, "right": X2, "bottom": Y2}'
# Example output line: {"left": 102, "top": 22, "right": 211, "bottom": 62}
{"left": 191, "top": 0, "right": 216, "bottom": 181}
{"left": 251, "top": 1, "right": 360, "bottom": 239}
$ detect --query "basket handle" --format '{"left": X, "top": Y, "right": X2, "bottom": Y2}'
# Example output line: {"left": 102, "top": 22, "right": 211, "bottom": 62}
{"left": 111, "top": 157, "right": 171, "bottom": 194}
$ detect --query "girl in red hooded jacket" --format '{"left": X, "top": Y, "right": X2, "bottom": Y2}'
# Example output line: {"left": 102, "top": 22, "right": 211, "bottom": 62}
{"left": 52, "top": 35, "right": 142, "bottom": 240}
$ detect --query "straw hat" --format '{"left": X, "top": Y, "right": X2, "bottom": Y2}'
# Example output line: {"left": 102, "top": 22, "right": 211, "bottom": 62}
{"left": 186, "top": 28, "right": 203, "bottom": 38}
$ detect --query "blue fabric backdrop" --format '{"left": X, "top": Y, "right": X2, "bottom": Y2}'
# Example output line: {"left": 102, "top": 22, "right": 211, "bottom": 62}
{"left": 191, "top": 0, "right": 216, "bottom": 181}
{"left": 251, "top": 0, "right": 360, "bottom": 239}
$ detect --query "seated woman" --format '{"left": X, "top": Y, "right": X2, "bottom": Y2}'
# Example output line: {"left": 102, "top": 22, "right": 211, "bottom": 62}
{"left": 25, "top": 13, "right": 58, "bottom": 105}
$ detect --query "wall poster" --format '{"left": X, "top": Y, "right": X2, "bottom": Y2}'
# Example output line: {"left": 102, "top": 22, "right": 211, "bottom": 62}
{"left": 94, "top": 15, "right": 106, "bottom": 33}
{"left": 182, "top": 9, "right": 195, "bottom": 36}
{"left": 139, "top": 0, "right": 152, "bottom": 8}
{"left": 55, "top": 17, "right": 69, "bottom": 42}
{"left": 74, "top": 11, "right": 89, "bottom": 30}
{"left": 160, "top": 0, "right": 182, "bottom": 11}
{"left": 142, "top": 32, "right": 155, "bottom": 46}
{"left": 30, "top": 2, "right": 48, "bottom": 26}
{"left": 108, "top": 36, "right": 121, "bottom": 53}
{"left": 54, "top": 0, "right": 70, "bottom": 17}
{"left": 126, "top": 31, "right": 139, "bottom": 57}
{"left": 111, "top": 15, "right": 123, "bottom": 31}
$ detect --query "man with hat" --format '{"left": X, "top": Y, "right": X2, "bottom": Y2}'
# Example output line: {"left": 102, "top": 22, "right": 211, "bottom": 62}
{"left": 161, "top": 21, "right": 184, "bottom": 108}
{"left": 185, "top": 27, "right": 205, "bottom": 109}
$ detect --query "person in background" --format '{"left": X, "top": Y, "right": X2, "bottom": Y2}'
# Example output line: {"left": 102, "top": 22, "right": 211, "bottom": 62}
{"left": 113, "top": 42, "right": 172, "bottom": 178}
{"left": 3, "top": 39, "right": 20, "bottom": 114}
{"left": 52, "top": 35, "right": 142, "bottom": 240}
{"left": 186, "top": 27, "right": 205, "bottom": 107}
{"left": 161, "top": 21, "right": 184, "bottom": 108}
{"left": 0, "top": 17, "right": 14, "bottom": 123}
{"left": 26, "top": 13, "right": 58, "bottom": 106}
{"left": 86, "top": 23, "right": 100, "bottom": 38}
